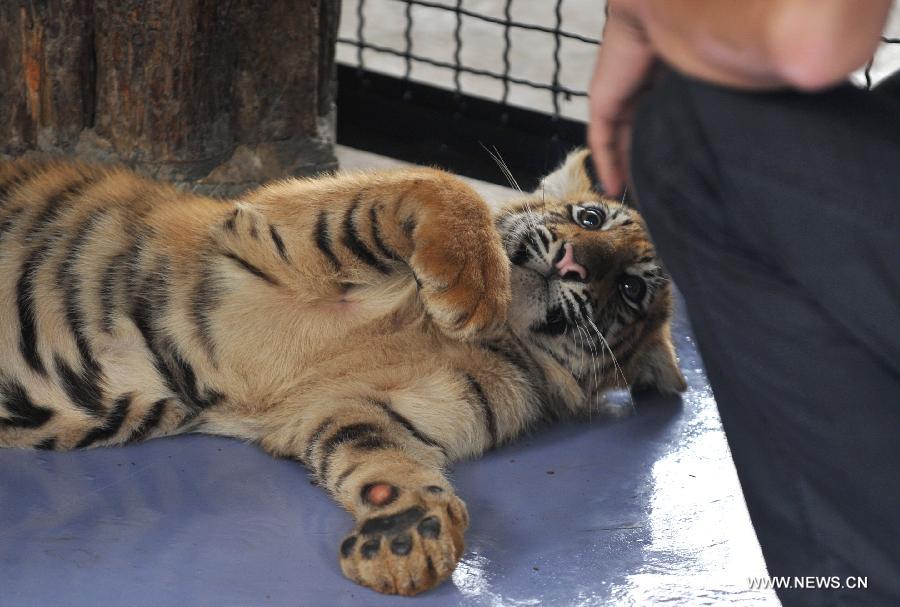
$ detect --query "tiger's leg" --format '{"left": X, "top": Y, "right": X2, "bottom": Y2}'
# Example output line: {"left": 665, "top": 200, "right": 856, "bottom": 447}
{"left": 257, "top": 399, "right": 468, "bottom": 596}
{"left": 244, "top": 170, "right": 512, "bottom": 340}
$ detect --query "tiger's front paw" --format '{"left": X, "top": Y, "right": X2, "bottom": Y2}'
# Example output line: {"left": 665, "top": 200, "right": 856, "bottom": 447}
{"left": 412, "top": 223, "right": 511, "bottom": 340}
{"left": 339, "top": 484, "right": 469, "bottom": 596}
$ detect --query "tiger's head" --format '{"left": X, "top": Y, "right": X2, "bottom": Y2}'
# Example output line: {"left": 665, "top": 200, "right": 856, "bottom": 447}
{"left": 495, "top": 148, "right": 686, "bottom": 410}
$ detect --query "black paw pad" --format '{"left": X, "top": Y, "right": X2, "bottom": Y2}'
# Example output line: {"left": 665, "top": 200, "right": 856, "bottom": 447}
{"left": 341, "top": 535, "right": 358, "bottom": 558}
{"left": 360, "top": 537, "right": 381, "bottom": 559}
{"left": 417, "top": 516, "right": 441, "bottom": 539}
{"left": 390, "top": 533, "right": 413, "bottom": 556}
{"left": 425, "top": 485, "right": 444, "bottom": 494}
{"left": 360, "top": 506, "right": 425, "bottom": 535}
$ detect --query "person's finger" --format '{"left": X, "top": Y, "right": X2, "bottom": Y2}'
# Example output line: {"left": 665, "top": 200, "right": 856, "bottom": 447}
{"left": 587, "top": 5, "right": 656, "bottom": 196}
{"left": 616, "top": 119, "right": 633, "bottom": 200}
{"left": 588, "top": 112, "right": 624, "bottom": 197}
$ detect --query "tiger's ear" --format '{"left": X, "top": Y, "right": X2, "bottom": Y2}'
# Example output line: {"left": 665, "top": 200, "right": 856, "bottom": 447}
{"left": 630, "top": 327, "right": 688, "bottom": 395}
{"left": 536, "top": 148, "right": 604, "bottom": 200}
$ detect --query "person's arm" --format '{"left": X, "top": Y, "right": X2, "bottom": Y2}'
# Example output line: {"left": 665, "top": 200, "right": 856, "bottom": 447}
{"left": 589, "top": 0, "right": 893, "bottom": 196}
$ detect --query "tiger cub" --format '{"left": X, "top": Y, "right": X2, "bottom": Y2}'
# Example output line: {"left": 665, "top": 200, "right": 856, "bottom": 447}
{"left": 0, "top": 148, "right": 685, "bottom": 595}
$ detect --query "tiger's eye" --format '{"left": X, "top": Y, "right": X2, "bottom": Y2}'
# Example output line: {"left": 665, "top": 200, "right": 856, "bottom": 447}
{"left": 577, "top": 208, "right": 603, "bottom": 229}
{"left": 620, "top": 275, "right": 647, "bottom": 303}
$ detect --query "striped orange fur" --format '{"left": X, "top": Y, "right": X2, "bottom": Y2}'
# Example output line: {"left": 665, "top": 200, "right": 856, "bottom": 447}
{"left": 0, "top": 149, "right": 684, "bottom": 595}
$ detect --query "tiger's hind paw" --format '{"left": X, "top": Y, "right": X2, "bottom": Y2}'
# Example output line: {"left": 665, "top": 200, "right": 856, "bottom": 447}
{"left": 339, "top": 484, "right": 468, "bottom": 596}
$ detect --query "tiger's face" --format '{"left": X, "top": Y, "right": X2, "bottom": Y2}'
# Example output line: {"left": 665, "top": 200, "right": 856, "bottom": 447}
{"left": 495, "top": 149, "right": 686, "bottom": 404}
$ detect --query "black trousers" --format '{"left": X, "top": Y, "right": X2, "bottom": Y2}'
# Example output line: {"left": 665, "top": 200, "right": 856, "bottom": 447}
{"left": 631, "top": 71, "right": 900, "bottom": 606}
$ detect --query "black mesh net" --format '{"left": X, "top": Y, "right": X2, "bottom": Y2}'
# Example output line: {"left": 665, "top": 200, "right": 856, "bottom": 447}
{"left": 339, "top": 0, "right": 900, "bottom": 118}
{"left": 338, "top": 0, "right": 601, "bottom": 119}
{"left": 335, "top": 1, "right": 900, "bottom": 187}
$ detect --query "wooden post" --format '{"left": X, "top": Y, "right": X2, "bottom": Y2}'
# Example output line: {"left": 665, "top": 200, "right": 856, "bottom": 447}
{"left": 0, "top": 0, "right": 339, "bottom": 194}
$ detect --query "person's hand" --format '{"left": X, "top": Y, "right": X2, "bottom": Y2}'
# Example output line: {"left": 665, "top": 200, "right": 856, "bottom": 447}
{"left": 587, "top": 1, "right": 656, "bottom": 198}
{"left": 588, "top": 0, "right": 893, "bottom": 197}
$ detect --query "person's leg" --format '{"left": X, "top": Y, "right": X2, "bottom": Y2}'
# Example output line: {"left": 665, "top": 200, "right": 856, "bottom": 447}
{"left": 872, "top": 67, "right": 900, "bottom": 99}
{"left": 631, "top": 72, "right": 900, "bottom": 606}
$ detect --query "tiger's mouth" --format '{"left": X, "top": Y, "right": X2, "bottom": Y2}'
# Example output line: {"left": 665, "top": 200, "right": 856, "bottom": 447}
{"left": 500, "top": 217, "right": 597, "bottom": 342}
{"left": 509, "top": 263, "right": 592, "bottom": 339}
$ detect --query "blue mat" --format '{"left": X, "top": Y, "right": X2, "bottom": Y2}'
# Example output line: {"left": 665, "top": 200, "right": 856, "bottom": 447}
{"left": 0, "top": 307, "right": 778, "bottom": 606}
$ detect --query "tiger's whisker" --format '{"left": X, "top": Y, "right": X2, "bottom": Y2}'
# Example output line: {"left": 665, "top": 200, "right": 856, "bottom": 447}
{"left": 586, "top": 317, "right": 635, "bottom": 413}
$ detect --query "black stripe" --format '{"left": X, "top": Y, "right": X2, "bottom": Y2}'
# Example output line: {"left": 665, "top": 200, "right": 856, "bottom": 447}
{"left": 16, "top": 245, "right": 50, "bottom": 375}
{"left": 582, "top": 152, "right": 603, "bottom": 195}
{"left": 59, "top": 211, "right": 107, "bottom": 375}
{"left": 128, "top": 250, "right": 164, "bottom": 351}
{"left": 571, "top": 292, "right": 591, "bottom": 320}
{"left": 127, "top": 398, "right": 168, "bottom": 443}
{"left": 334, "top": 462, "right": 360, "bottom": 492}
{"left": 99, "top": 250, "right": 129, "bottom": 333}
{"left": 129, "top": 253, "right": 167, "bottom": 344}
{"left": 303, "top": 416, "right": 335, "bottom": 464}
{"left": 561, "top": 292, "right": 578, "bottom": 325}
{"left": 510, "top": 241, "right": 529, "bottom": 267}
{"left": 168, "top": 345, "right": 214, "bottom": 408}
{"left": 161, "top": 338, "right": 224, "bottom": 413}
{"left": 466, "top": 374, "right": 498, "bottom": 450}
{"left": 222, "top": 252, "right": 279, "bottom": 286}
{"left": 538, "top": 343, "right": 570, "bottom": 369}
{"left": 75, "top": 394, "right": 132, "bottom": 449}
{"left": 500, "top": 334, "right": 550, "bottom": 407}
{"left": 54, "top": 355, "right": 105, "bottom": 418}
{"left": 314, "top": 211, "right": 341, "bottom": 269}
{"left": 10, "top": 176, "right": 93, "bottom": 374}
{"left": 224, "top": 209, "right": 238, "bottom": 232}
{"left": 25, "top": 178, "right": 92, "bottom": 241}
{"left": 321, "top": 423, "right": 381, "bottom": 451}
{"left": 351, "top": 435, "right": 394, "bottom": 451}
{"left": 0, "top": 207, "right": 24, "bottom": 243}
{"left": 401, "top": 217, "right": 416, "bottom": 240}
{"left": 574, "top": 333, "right": 601, "bottom": 354}
{"left": 35, "top": 436, "right": 57, "bottom": 450}
{"left": 612, "top": 335, "right": 642, "bottom": 372}
{"left": 114, "top": 231, "right": 149, "bottom": 334}
{"left": 269, "top": 224, "right": 291, "bottom": 263}
{"left": 0, "top": 379, "right": 54, "bottom": 429}
{"left": 370, "top": 398, "right": 447, "bottom": 455}
{"left": 0, "top": 169, "right": 35, "bottom": 209}
{"left": 369, "top": 205, "right": 400, "bottom": 261}
{"left": 129, "top": 257, "right": 221, "bottom": 413}
{"left": 493, "top": 333, "right": 551, "bottom": 406}
{"left": 318, "top": 423, "right": 381, "bottom": 482}
{"left": 1, "top": 161, "right": 52, "bottom": 193}
{"left": 342, "top": 199, "right": 390, "bottom": 274}
{"left": 322, "top": 435, "right": 395, "bottom": 485}
{"left": 483, "top": 341, "right": 532, "bottom": 377}
{"left": 191, "top": 258, "right": 223, "bottom": 362}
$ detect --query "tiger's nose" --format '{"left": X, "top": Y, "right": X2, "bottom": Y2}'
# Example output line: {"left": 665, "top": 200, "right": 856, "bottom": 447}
{"left": 555, "top": 242, "right": 587, "bottom": 281}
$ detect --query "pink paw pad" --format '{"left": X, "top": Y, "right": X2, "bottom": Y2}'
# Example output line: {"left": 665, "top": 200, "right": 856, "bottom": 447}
{"left": 363, "top": 483, "right": 398, "bottom": 506}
